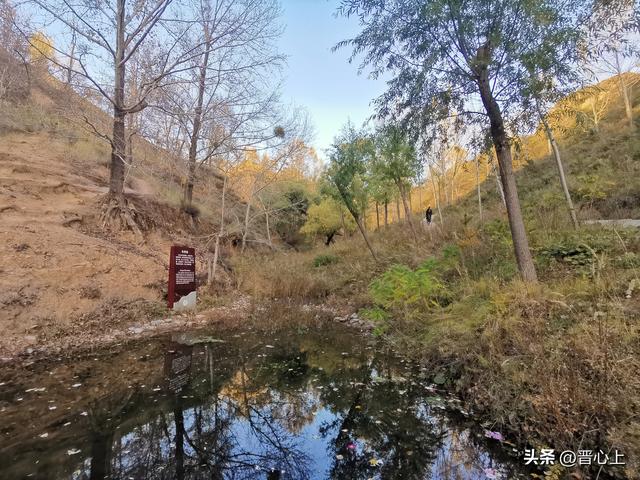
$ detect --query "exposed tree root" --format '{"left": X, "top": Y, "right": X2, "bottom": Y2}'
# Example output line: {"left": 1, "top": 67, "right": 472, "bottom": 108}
{"left": 100, "top": 194, "right": 150, "bottom": 239}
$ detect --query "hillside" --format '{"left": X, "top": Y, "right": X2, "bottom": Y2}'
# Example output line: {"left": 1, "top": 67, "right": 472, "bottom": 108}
{"left": 233, "top": 74, "right": 640, "bottom": 478}
{"left": 0, "top": 64, "right": 260, "bottom": 359}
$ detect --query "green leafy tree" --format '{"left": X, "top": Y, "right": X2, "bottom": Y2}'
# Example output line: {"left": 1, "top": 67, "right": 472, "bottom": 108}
{"left": 326, "top": 123, "right": 378, "bottom": 260}
{"left": 274, "top": 184, "right": 311, "bottom": 247}
{"left": 337, "top": 0, "right": 590, "bottom": 282}
{"left": 368, "top": 172, "right": 395, "bottom": 229}
{"left": 301, "top": 198, "right": 355, "bottom": 245}
{"left": 372, "top": 125, "right": 422, "bottom": 240}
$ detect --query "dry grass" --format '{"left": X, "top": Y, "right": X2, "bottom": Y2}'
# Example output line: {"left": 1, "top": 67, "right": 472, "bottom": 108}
{"left": 231, "top": 88, "right": 640, "bottom": 475}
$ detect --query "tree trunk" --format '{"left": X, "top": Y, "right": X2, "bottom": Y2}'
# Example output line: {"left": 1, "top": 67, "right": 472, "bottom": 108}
{"left": 475, "top": 155, "right": 483, "bottom": 223}
{"left": 264, "top": 207, "right": 272, "bottom": 246}
{"left": 208, "top": 176, "right": 226, "bottom": 286}
{"left": 591, "top": 100, "right": 600, "bottom": 133}
{"left": 174, "top": 402, "right": 185, "bottom": 480}
{"left": 539, "top": 108, "right": 578, "bottom": 229}
{"left": 396, "top": 179, "right": 417, "bottom": 241}
{"left": 451, "top": 176, "right": 457, "bottom": 202}
{"left": 428, "top": 165, "right": 444, "bottom": 227}
{"left": 108, "top": 0, "right": 127, "bottom": 197}
{"left": 89, "top": 429, "right": 114, "bottom": 480}
{"left": 443, "top": 175, "right": 450, "bottom": 206}
{"left": 375, "top": 201, "right": 380, "bottom": 230}
{"left": 183, "top": 42, "right": 211, "bottom": 209}
{"left": 241, "top": 195, "right": 252, "bottom": 253}
{"left": 384, "top": 201, "right": 388, "bottom": 227}
{"left": 492, "top": 160, "right": 506, "bottom": 208}
{"left": 477, "top": 61, "right": 537, "bottom": 282}
{"left": 325, "top": 231, "right": 336, "bottom": 246}
{"left": 336, "top": 186, "right": 377, "bottom": 261}
{"left": 109, "top": 116, "right": 126, "bottom": 198}
{"left": 125, "top": 115, "right": 136, "bottom": 185}
{"left": 363, "top": 206, "right": 367, "bottom": 231}
{"left": 395, "top": 196, "right": 401, "bottom": 223}
{"left": 355, "top": 216, "right": 377, "bottom": 261}
{"left": 66, "top": 29, "right": 76, "bottom": 85}
{"left": 615, "top": 50, "right": 634, "bottom": 130}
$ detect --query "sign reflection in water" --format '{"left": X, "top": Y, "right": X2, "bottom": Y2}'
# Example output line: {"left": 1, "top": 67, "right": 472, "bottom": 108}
{"left": 0, "top": 328, "right": 524, "bottom": 479}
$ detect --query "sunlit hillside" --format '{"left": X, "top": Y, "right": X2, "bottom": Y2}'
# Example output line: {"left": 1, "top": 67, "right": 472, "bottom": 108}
{"left": 234, "top": 73, "right": 640, "bottom": 478}
{"left": 392, "top": 73, "right": 640, "bottom": 230}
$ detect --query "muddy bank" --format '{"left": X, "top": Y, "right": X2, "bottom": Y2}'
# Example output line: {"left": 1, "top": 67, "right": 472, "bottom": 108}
{"left": 0, "top": 295, "right": 374, "bottom": 366}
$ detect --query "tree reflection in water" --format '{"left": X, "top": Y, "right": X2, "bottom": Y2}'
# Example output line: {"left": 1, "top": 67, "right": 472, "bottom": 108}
{"left": 0, "top": 329, "right": 523, "bottom": 479}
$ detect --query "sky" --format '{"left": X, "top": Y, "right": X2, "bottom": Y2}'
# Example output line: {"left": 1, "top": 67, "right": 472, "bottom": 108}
{"left": 276, "top": 0, "right": 387, "bottom": 159}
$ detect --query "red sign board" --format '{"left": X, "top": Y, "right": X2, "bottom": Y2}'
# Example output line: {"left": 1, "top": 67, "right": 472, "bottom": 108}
{"left": 168, "top": 246, "right": 196, "bottom": 309}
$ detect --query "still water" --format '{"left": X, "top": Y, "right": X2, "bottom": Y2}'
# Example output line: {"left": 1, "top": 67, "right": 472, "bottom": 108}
{"left": 0, "top": 326, "right": 525, "bottom": 479}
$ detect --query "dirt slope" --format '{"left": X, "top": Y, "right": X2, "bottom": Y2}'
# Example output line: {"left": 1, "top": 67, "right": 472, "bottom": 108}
{"left": 0, "top": 132, "right": 171, "bottom": 355}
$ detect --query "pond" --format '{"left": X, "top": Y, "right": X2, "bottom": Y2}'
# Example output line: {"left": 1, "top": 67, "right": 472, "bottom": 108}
{"left": 0, "top": 325, "right": 526, "bottom": 479}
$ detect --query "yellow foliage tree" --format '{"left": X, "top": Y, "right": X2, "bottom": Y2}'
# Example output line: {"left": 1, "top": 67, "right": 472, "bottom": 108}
{"left": 301, "top": 198, "right": 355, "bottom": 245}
{"left": 29, "top": 31, "right": 54, "bottom": 66}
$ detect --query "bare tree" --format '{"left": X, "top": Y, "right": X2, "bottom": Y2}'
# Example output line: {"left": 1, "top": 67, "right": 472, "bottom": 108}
{"left": 159, "top": 0, "right": 285, "bottom": 213}
{"left": 536, "top": 101, "right": 579, "bottom": 229}
{"left": 475, "top": 154, "right": 483, "bottom": 224}
{"left": 0, "top": 0, "right": 30, "bottom": 99}
{"left": 584, "top": 1, "right": 638, "bottom": 131}
{"left": 580, "top": 85, "right": 611, "bottom": 133}
{"left": 27, "top": 0, "right": 208, "bottom": 230}
{"left": 238, "top": 130, "right": 312, "bottom": 253}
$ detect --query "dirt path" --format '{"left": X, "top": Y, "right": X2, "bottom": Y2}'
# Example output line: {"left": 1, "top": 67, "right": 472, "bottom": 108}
{"left": 584, "top": 219, "right": 640, "bottom": 228}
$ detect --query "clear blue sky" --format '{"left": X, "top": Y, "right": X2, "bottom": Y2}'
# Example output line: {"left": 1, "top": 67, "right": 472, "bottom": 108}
{"left": 277, "top": 0, "right": 386, "bottom": 159}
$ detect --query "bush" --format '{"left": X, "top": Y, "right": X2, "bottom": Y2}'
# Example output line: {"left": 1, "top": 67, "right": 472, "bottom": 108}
{"left": 312, "top": 254, "right": 339, "bottom": 267}
{"left": 369, "top": 259, "right": 447, "bottom": 311}
{"left": 539, "top": 242, "right": 596, "bottom": 267}
{"left": 359, "top": 306, "right": 389, "bottom": 336}
{"left": 614, "top": 252, "right": 640, "bottom": 269}
{"left": 573, "top": 173, "right": 615, "bottom": 204}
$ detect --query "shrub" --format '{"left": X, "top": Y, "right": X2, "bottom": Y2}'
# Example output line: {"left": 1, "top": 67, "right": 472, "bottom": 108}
{"left": 369, "top": 259, "right": 447, "bottom": 311}
{"left": 614, "top": 252, "right": 640, "bottom": 269}
{"left": 359, "top": 306, "right": 389, "bottom": 336}
{"left": 312, "top": 254, "right": 338, "bottom": 267}
{"left": 483, "top": 218, "right": 511, "bottom": 242}
{"left": 539, "top": 242, "right": 596, "bottom": 267}
{"left": 573, "top": 173, "right": 615, "bottom": 204}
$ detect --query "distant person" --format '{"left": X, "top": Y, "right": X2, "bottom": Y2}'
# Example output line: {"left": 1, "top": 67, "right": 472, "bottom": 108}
{"left": 425, "top": 206, "right": 433, "bottom": 225}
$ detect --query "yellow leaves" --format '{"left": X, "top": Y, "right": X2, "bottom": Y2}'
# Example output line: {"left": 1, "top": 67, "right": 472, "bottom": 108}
{"left": 301, "top": 198, "right": 355, "bottom": 237}
{"left": 456, "top": 226, "right": 481, "bottom": 250}
{"left": 29, "top": 31, "right": 54, "bottom": 64}
{"left": 228, "top": 141, "right": 319, "bottom": 201}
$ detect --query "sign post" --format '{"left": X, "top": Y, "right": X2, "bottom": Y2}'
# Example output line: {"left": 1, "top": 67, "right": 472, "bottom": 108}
{"left": 168, "top": 246, "right": 196, "bottom": 311}
{"left": 163, "top": 342, "right": 193, "bottom": 392}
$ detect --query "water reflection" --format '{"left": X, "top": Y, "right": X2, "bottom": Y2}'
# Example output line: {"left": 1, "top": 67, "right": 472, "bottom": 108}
{"left": 0, "top": 327, "right": 522, "bottom": 479}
